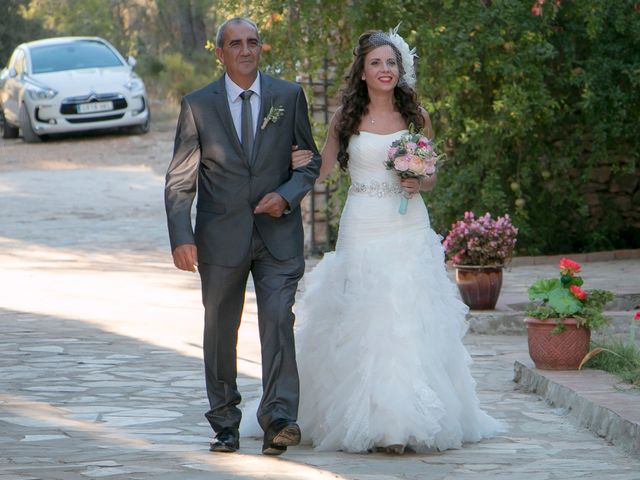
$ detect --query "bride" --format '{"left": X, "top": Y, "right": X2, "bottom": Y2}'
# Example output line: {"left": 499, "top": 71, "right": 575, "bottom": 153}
{"left": 288, "top": 28, "right": 503, "bottom": 454}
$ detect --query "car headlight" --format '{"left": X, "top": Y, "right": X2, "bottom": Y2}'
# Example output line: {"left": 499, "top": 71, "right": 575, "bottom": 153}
{"left": 26, "top": 85, "right": 58, "bottom": 100}
{"left": 124, "top": 77, "right": 144, "bottom": 91}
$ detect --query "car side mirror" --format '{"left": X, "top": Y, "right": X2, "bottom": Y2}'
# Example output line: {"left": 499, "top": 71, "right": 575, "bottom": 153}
{"left": 127, "top": 56, "right": 137, "bottom": 68}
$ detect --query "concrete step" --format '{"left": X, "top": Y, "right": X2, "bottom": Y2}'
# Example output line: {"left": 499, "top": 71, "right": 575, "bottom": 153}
{"left": 514, "top": 359, "right": 640, "bottom": 458}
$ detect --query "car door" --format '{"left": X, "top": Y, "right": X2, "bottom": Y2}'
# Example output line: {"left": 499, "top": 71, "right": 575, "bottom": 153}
{"left": 3, "top": 48, "right": 26, "bottom": 124}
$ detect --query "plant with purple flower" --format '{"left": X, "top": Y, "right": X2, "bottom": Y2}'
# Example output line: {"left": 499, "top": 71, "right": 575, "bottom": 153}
{"left": 443, "top": 211, "right": 518, "bottom": 266}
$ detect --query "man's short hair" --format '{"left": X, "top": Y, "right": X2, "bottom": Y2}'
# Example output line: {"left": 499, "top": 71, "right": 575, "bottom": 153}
{"left": 215, "top": 17, "right": 260, "bottom": 48}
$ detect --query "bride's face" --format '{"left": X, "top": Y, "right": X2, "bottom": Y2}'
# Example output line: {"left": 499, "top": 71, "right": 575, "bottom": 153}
{"left": 361, "top": 45, "right": 399, "bottom": 93}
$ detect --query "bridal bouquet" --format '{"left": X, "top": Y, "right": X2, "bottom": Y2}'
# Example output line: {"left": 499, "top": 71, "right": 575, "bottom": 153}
{"left": 385, "top": 128, "right": 442, "bottom": 214}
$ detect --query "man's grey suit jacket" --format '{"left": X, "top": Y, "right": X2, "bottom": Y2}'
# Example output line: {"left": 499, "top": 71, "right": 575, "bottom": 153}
{"left": 165, "top": 73, "right": 320, "bottom": 267}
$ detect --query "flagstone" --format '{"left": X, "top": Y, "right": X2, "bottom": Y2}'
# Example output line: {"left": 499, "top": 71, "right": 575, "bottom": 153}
{"left": 22, "top": 434, "right": 69, "bottom": 442}
{"left": 23, "top": 386, "right": 88, "bottom": 392}
{"left": 99, "top": 417, "right": 175, "bottom": 427}
{"left": 82, "top": 467, "right": 130, "bottom": 477}
{"left": 0, "top": 162, "right": 638, "bottom": 478}
{"left": 20, "top": 346, "right": 65, "bottom": 353}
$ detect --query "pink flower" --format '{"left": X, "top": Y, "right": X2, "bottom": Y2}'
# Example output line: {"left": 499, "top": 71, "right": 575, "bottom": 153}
{"left": 570, "top": 285, "right": 587, "bottom": 301}
{"left": 388, "top": 147, "right": 398, "bottom": 157}
{"left": 443, "top": 211, "right": 517, "bottom": 265}
{"left": 559, "top": 258, "right": 581, "bottom": 276}
{"left": 531, "top": 0, "right": 544, "bottom": 16}
{"left": 408, "top": 155, "right": 425, "bottom": 174}
{"left": 405, "top": 142, "right": 418, "bottom": 153}
{"left": 634, "top": 311, "right": 640, "bottom": 321}
{"left": 422, "top": 158, "right": 437, "bottom": 175}
{"left": 393, "top": 155, "right": 410, "bottom": 171}
{"left": 417, "top": 137, "right": 430, "bottom": 148}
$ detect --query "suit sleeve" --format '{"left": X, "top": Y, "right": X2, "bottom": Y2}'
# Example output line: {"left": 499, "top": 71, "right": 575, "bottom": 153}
{"left": 275, "top": 86, "right": 321, "bottom": 210}
{"left": 164, "top": 97, "right": 200, "bottom": 251}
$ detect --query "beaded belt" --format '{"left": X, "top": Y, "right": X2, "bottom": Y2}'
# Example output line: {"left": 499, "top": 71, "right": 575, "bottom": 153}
{"left": 349, "top": 180, "right": 403, "bottom": 197}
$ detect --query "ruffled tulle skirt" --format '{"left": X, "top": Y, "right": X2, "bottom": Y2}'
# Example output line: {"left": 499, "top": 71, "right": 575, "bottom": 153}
{"left": 293, "top": 214, "right": 503, "bottom": 452}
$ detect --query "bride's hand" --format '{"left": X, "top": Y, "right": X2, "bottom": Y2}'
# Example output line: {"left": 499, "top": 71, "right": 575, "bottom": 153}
{"left": 400, "top": 177, "right": 420, "bottom": 197}
{"left": 291, "top": 145, "right": 313, "bottom": 170}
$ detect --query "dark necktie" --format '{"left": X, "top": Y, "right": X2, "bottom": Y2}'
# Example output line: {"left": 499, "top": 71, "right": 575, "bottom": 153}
{"left": 240, "top": 90, "right": 254, "bottom": 162}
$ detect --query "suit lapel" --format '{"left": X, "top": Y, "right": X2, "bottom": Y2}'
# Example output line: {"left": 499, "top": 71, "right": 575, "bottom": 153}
{"left": 251, "top": 74, "right": 274, "bottom": 167}
{"left": 210, "top": 76, "right": 244, "bottom": 160}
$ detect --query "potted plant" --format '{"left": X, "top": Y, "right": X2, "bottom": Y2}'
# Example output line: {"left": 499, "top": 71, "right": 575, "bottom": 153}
{"left": 443, "top": 211, "right": 518, "bottom": 310}
{"left": 525, "top": 258, "right": 614, "bottom": 370}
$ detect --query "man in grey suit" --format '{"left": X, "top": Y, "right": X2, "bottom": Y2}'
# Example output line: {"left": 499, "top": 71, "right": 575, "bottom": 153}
{"left": 164, "top": 17, "right": 320, "bottom": 456}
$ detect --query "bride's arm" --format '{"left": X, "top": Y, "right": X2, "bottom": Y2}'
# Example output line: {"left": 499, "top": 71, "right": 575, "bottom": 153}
{"left": 291, "top": 109, "right": 341, "bottom": 182}
{"left": 419, "top": 108, "right": 437, "bottom": 192}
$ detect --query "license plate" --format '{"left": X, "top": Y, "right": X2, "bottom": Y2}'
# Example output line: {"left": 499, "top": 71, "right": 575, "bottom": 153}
{"left": 77, "top": 101, "right": 113, "bottom": 114}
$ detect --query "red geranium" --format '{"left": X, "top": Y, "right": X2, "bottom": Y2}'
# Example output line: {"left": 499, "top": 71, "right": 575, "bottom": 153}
{"left": 634, "top": 311, "right": 640, "bottom": 321}
{"left": 569, "top": 285, "right": 587, "bottom": 300}
{"left": 559, "top": 258, "right": 581, "bottom": 276}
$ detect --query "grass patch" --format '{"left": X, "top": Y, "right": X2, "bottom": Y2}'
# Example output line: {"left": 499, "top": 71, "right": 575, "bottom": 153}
{"left": 583, "top": 336, "right": 640, "bottom": 386}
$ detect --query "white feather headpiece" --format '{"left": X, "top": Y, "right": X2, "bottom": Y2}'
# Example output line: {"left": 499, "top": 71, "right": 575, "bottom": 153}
{"left": 384, "top": 24, "right": 417, "bottom": 88}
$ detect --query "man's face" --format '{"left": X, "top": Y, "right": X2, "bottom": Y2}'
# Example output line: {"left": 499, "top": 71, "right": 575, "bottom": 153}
{"left": 215, "top": 21, "right": 261, "bottom": 84}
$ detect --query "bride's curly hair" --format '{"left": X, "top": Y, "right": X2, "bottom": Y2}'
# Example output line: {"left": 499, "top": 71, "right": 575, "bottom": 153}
{"left": 336, "top": 31, "right": 424, "bottom": 170}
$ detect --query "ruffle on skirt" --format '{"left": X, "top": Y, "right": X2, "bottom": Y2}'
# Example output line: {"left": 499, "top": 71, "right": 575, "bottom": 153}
{"left": 292, "top": 227, "right": 504, "bottom": 452}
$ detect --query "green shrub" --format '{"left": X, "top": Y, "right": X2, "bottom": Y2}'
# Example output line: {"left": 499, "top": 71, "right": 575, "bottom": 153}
{"left": 149, "top": 52, "right": 219, "bottom": 101}
{"left": 409, "top": 1, "right": 640, "bottom": 254}
{"left": 584, "top": 337, "right": 640, "bottom": 386}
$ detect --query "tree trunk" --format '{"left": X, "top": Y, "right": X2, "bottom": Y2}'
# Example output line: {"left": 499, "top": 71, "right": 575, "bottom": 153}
{"left": 156, "top": 0, "right": 207, "bottom": 56}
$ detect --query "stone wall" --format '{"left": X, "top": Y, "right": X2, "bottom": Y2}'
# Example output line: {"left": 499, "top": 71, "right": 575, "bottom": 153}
{"left": 584, "top": 161, "right": 640, "bottom": 234}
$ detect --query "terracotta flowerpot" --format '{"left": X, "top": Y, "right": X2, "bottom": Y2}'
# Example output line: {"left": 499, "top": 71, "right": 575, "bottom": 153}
{"left": 454, "top": 265, "right": 503, "bottom": 310}
{"left": 524, "top": 317, "right": 591, "bottom": 370}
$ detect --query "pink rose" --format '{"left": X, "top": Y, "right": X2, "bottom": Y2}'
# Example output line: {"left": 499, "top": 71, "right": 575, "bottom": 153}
{"left": 388, "top": 147, "right": 398, "bottom": 156}
{"left": 405, "top": 142, "right": 417, "bottom": 153}
{"left": 422, "top": 158, "right": 436, "bottom": 175}
{"left": 417, "top": 137, "right": 429, "bottom": 148}
{"left": 394, "top": 155, "right": 410, "bottom": 171}
{"left": 408, "top": 155, "right": 424, "bottom": 174}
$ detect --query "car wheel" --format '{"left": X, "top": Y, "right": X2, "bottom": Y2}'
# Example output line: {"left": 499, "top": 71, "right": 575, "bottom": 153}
{"left": 128, "top": 106, "right": 150, "bottom": 135}
{"left": 1, "top": 108, "right": 19, "bottom": 139}
{"left": 19, "top": 103, "right": 42, "bottom": 143}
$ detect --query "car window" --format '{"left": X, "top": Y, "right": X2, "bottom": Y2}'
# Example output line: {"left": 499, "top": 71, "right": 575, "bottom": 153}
{"left": 14, "top": 49, "right": 26, "bottom": 75}
{"left": 30, "top": 40, "right": 124, "bottom": 74}
{"left": 7, "top": 49, "right": 20, "bottom": 69}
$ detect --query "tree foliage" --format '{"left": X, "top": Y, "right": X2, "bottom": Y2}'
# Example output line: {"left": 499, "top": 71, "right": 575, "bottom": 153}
{"left": 2, "top": 0, "right": 638, "bottom": 254}
{"left": 0, "top": 0, "right": 48, "bottom": 65}
{"left": 411, "top": 1, "right": 640, "bottom": 253}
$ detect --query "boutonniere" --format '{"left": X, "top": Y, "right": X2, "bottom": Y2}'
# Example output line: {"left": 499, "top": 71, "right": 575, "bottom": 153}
{"left": 260, "top": 104, "right": 285, "bottom": 130}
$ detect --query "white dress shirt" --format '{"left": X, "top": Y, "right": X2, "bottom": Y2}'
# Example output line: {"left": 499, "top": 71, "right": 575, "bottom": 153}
{"left": 225, "top": 73, "right": 261, "bottom": 144}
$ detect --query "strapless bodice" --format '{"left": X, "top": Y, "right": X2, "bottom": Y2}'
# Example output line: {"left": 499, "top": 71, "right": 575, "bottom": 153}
{"left": 347, "top": 130, "right": 408, "bottom": 191}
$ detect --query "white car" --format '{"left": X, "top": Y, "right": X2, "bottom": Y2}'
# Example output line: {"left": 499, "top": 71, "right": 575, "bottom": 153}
{"left": 0, "top": 36, "right": 150, "bottom": 142}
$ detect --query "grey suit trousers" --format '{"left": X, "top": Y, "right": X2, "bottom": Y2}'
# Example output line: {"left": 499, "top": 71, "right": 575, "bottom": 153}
{"left": 199, "top": 227, "right": 304, "bottom": 432}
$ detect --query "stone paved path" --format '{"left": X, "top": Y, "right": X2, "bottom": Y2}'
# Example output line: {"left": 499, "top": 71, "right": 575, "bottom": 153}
{"left": 1, "top": 152, "right": 639, "bottom": 479}
{"left": 2, "top": 309, "right": 639, "bottom": 479}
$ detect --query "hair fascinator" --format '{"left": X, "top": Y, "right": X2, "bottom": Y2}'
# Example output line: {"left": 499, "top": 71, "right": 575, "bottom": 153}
{"left": 369, "top": 23, "right": 417, "bottom": 88}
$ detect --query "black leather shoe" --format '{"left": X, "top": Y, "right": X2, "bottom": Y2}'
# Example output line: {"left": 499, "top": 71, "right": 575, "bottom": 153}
{"left": 262, "top": 419, "right": 301, "bottom": 455}
{"left": 209, "top": 427, "right": 239, "bottom": 453}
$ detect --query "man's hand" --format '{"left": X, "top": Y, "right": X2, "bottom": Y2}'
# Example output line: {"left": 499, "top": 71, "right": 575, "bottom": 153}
{"left": 254, "top": 192, "right": 288, "bottom": 217}
{"left": 172, "top": 244, "right": 198, "bottom": 272}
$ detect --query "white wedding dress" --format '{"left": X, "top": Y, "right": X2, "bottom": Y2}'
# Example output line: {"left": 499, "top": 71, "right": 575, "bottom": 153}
{"left": 292, "top": 130, "right": 503, "bottom": 452}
